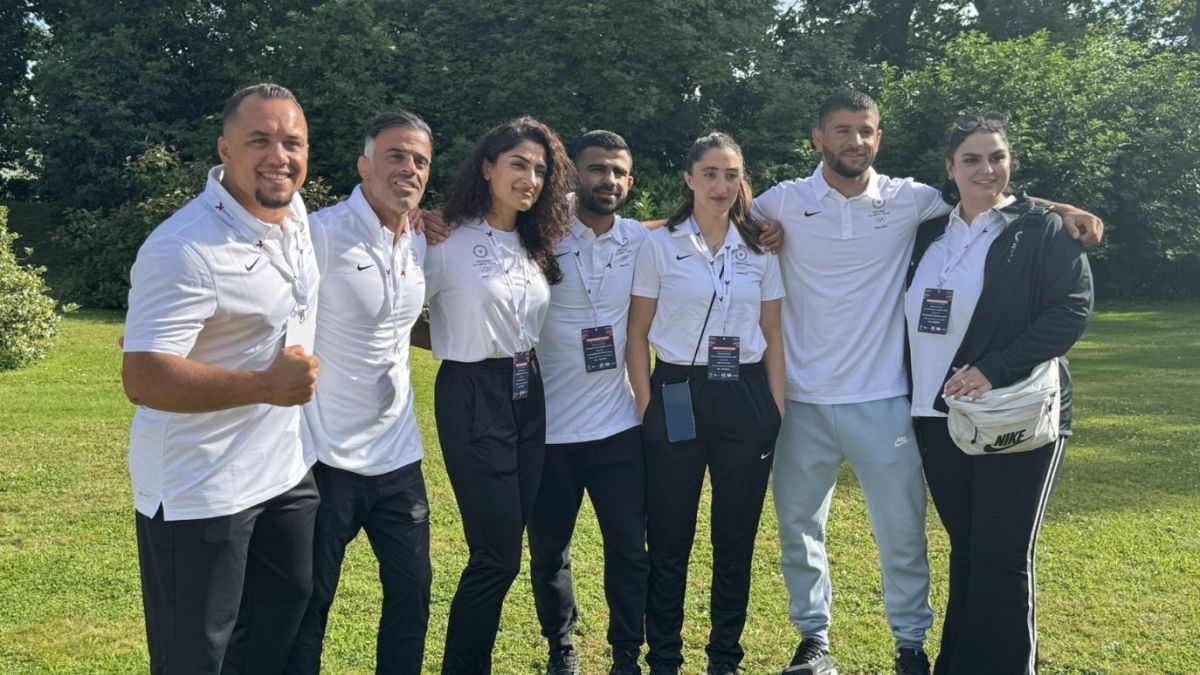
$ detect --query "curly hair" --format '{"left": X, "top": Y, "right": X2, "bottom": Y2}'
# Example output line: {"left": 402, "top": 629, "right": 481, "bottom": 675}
{"left": 442, "top": 116, "right": 574, "bottom": 285}
{"left": 663, "top": 132, "right": 763, "bottom": 254}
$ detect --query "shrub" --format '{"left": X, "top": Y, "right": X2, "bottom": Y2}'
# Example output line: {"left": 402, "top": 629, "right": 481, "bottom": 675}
{"left": 0, "top": 206, "right": 71, "bottom": 371}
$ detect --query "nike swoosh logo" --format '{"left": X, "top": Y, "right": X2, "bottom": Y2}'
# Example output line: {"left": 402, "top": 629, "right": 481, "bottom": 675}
{"left": 760, "top": 448, "right": 774, "bottom": 460}
{"left": 676, "top": 254, "right": 693, "bottom": 260}
{"left": 245, "top": 258, "right": 261, "bottom": 271}
{"left": 357, "top": 263, "right": 375, "bottom": 271}
{"left": 894, "top": 435, "right": 911, "bottom": 447}
{"left": 555, "top": 252, "right": 572, "bottom": 258}
{"left": 804, "top": 210, "right": 822, "bottom": 217}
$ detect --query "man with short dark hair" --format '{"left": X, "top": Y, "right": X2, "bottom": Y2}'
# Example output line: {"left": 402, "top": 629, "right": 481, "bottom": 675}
{"left": 122, "top": 82, "right": 321, "bottom": 674}
{"left": 755, "top": 91, "right": 1102, "bottom": 675}
{"left": 528, "top": 129, "right": 651, "bottom": 675}
{"left": 284, "top": 109, "right": 435, "bottom": 675}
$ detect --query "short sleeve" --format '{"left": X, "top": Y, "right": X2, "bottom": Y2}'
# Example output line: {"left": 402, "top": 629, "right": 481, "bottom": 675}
{"left": 913, "top": 181, "right": 952, "bottom": 222}
{"left": 630, "top": 234, "right": 662, "bottom": 299}
{"left": 123, "top": 236, "right": 218, "bottom": 356}
{"left": 752, "top": 183, "right": 786, "bottom": 222}
{"left": 760, "top": 253, "right": 785, "bottom": 301}
{"left": 422, "top": 236, "right": 445, "bottom": 302}
{"left": 309, "top": 213, "right": 332, "bottom": 276}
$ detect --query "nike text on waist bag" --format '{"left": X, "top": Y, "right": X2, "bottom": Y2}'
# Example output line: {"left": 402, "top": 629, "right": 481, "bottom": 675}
{"left": 945, "top": 358, "right": 1060, "bottom": 456}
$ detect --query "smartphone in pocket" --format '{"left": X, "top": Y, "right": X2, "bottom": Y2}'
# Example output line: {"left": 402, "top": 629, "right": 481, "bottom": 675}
{"left": 661, "top": 380, "right": 696, "bottom": 442}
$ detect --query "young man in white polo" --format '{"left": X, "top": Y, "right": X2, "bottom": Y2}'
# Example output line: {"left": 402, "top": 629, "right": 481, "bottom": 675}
{"left": 753, "top": 91, "right": 1103, "bottom": 675}
{"left": 527, "top": 130, "right": 650, "bottom": 675}
{"left": 122, "top": 83, "right": 321, "bottom": 674}
{"left": 285, "top": 109, "right": 434, "bottom": 675}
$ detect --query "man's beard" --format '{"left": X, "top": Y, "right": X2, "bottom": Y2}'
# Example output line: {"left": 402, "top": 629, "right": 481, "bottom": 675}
{"left": 823, "top": 147, "right": 875, "bottom": 179}
{"left": 256, "top": 189, "right": 294, "bottom": 210}
{"left": 576, "top": 188, "right": 627, "bottom": 216}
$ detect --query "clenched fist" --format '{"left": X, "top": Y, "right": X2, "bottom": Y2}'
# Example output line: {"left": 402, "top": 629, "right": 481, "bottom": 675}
{"left": 259, "top": 345, "right": 320, "bottom": 406}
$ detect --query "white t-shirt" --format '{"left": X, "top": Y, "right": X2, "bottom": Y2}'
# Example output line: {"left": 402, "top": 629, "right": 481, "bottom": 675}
{"left": 906, "top": 197, "right": 1015, "bottom": 417}
{"left": 123, "top": 166, "right": 317, "bottom": 521}
{"left": 631, "top": 218, "right": 784, "bottom": 365}
{"left": 540, "top": 216, "right": 645, "bottom": 444}
{"left": 423, "top": 218, "right": 551, "bottom": 362}
{"left": 303, "top": 186, "right": 426, "bottom": 474}
{"left": 752, "top": 164, "right": 949, "bottom": 404}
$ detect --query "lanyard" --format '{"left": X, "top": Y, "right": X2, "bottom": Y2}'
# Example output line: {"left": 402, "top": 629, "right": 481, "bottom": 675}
{"left": 480, "top": 226, "right": 533, "bottom": 348}
{"left": 203, "top": 191, "right": 313, "bottom": 317}
{"left": 371, "top": 219, "right": 415, "bottom": 350}
{"left": 568, "top": 230, "right": 621, "bottom": 326}
{"left": 686, "top": 218, "right": 734, "bottom": 331}
{"left": 937, "top": 217, "right": 993, "bottom": 288}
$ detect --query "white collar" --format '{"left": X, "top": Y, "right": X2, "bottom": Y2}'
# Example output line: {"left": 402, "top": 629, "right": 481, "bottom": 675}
{"left": 811, "top": 162, "right": 883, "bottom": 202}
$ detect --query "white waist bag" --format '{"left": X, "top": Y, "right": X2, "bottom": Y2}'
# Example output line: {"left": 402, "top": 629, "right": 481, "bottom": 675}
{"left": 945, "top": 358, "right": 1060, "bottom": 455}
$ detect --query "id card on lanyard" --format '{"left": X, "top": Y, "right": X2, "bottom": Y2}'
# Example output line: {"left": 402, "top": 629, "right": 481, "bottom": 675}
{"left": 481, "top": 227, "right": 535, "bottom": 400}
{"left": 688, "top": 220, "right": 740, "bottom": 381}
{"left": 569, "top": 231, "right": 620, "bottom": 372}
{"left": 205, "top": 191, "right": 316, "bottom": 351}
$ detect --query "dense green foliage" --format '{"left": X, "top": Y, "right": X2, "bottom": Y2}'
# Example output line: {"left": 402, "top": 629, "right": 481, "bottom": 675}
{"left": 0, "top": 206, "right": 68, "bottom": 370}
{"left": 2, "top": 1, "right": 1199, "bottom": 304}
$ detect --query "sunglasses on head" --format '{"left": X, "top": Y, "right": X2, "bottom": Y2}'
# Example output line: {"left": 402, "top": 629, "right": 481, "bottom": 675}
{"left": 953, "top": 112, "right": 1009, "bottom": 132}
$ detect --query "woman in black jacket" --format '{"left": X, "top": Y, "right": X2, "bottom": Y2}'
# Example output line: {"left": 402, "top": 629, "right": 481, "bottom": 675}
{"left": 904, "top": 113, "right": 1093, "bottom": 674}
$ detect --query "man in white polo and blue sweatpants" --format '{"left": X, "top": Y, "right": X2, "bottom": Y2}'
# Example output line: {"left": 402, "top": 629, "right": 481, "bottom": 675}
{"left": 754, "top": 91, "right": 944, "bottom": 675}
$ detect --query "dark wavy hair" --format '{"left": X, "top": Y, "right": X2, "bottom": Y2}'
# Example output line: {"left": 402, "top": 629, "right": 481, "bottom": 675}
{"left": 664, "top": 132, "right": 762, "bottom": 254}
{"left": 442, "top": 116, "right": 574, "bottom": 284}
{"left": 940, "top": 112, "right": 1013, "bottom": 205}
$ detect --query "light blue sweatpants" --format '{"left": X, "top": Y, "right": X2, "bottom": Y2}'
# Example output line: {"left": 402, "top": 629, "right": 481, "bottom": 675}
{"left": 772, "top": 395, "right": 932, "bottom": 650}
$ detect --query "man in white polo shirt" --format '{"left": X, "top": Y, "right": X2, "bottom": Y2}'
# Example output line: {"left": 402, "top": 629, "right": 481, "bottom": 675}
{"left": 122, "top": 83, "right": 321, "bottom": 675}
{"left": 285, "top": 109, "right": 433, "bottom": 675}
{"left": 528, "top": 130, "right": 649, "bottom": 675}
{"left": 754, "top": 91, "right": 1103, "bottom": 675}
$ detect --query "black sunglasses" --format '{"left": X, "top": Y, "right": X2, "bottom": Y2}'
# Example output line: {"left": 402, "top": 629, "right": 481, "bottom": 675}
{"left": 953, "top": 112, "right": 1009, "bottom": 132}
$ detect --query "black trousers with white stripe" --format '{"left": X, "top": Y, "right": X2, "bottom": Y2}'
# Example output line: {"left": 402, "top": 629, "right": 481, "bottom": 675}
{"left": 914, "top": 416, "right": 1066, "bottom": 675}
{"left": 435, "top": 356, "right": 546, "bottom": 675}
{"left": 642, "top": 360, "right": 781, "bottom": 670}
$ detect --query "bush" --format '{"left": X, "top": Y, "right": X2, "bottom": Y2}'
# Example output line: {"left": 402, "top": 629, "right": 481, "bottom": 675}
{"left": 0, "top": 206, "right": 71, "bottom": 371}
{"left": 53, "top": 145, "right": 334, "bottom": 309}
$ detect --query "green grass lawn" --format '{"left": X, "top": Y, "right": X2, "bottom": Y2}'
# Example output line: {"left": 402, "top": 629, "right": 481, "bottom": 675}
{"left": 1, "top": 305, "right": 1198, "bottom": 674}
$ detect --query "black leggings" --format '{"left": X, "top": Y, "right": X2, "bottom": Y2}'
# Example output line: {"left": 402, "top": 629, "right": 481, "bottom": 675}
{"left": 914, "top": 416, "right": 1066, "bottom": 675}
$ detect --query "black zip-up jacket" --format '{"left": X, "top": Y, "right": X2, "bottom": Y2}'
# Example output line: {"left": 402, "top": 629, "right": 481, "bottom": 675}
{"left": 905, "top": 196, "right": 1094, "bottom": 433}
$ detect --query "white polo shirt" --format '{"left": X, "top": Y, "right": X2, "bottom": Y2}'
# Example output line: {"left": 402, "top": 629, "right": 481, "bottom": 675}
{"left": 752, "top": 164, "right": 949, "bottom": 404}
{"left": 123, "top": 166, "right": 317, "bottom": 521}
{"left": 631, "top": 218, "right": 784, "bottom": 365}
{"left": 540, "top": 216, "right": 645, "bottom": 444}
{"left": 423, "top": 218, "right": 551, "bottom": 362}
{"left": 303, "top": 186, "right": 426, "bottom": 474}
{"left": 906, "top": 196, "right": 1015, "bottom": 417}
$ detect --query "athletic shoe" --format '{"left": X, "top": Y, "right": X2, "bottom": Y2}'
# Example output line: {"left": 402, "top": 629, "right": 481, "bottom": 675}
{"left": 706, "top": 662, "right": 740, "bottom": 675}
{"left": 546, "top": 645, "right": 580, "bottom": 675}
{"left": 894, "top": 647, "right": 930, "bottom": 675}
{"left": 781, "top": 638, "right": 838, "bottom": 675}
{"left": 609, "top": 648, "right": 642, "bottom": 675}
{"left": 647, "top": 666, "right": 679, "bottom": 675}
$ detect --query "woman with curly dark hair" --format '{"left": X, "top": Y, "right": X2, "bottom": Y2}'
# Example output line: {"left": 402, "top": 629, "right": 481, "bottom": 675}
{"left": 422, "top": 116, "right": 574, "bottom": 674}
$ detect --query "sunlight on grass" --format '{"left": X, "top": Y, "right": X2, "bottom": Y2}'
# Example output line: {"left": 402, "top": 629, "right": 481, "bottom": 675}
{"left": 1, "top": 305, "right": 1197, "bottom": 674}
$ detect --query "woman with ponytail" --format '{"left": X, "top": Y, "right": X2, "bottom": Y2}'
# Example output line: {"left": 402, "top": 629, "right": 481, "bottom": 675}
{"left": 626, "top": 132, "right": 786, "bottom": 675}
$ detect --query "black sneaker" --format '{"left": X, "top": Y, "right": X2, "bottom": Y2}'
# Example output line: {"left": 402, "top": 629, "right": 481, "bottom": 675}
{"left": 894, "top": 647, "right": 930, "bottom": 675}
{"left": 546, "top": 645, "right": 580, "bottom": 675}
{"left": 706, "top": 663, "right": 740, "bottom": 675}
{"left": 781, "top": 638, "right": 837, "bottom": 675}
{"left": 610, "top": 648, "right": 642, "bottom": 675}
